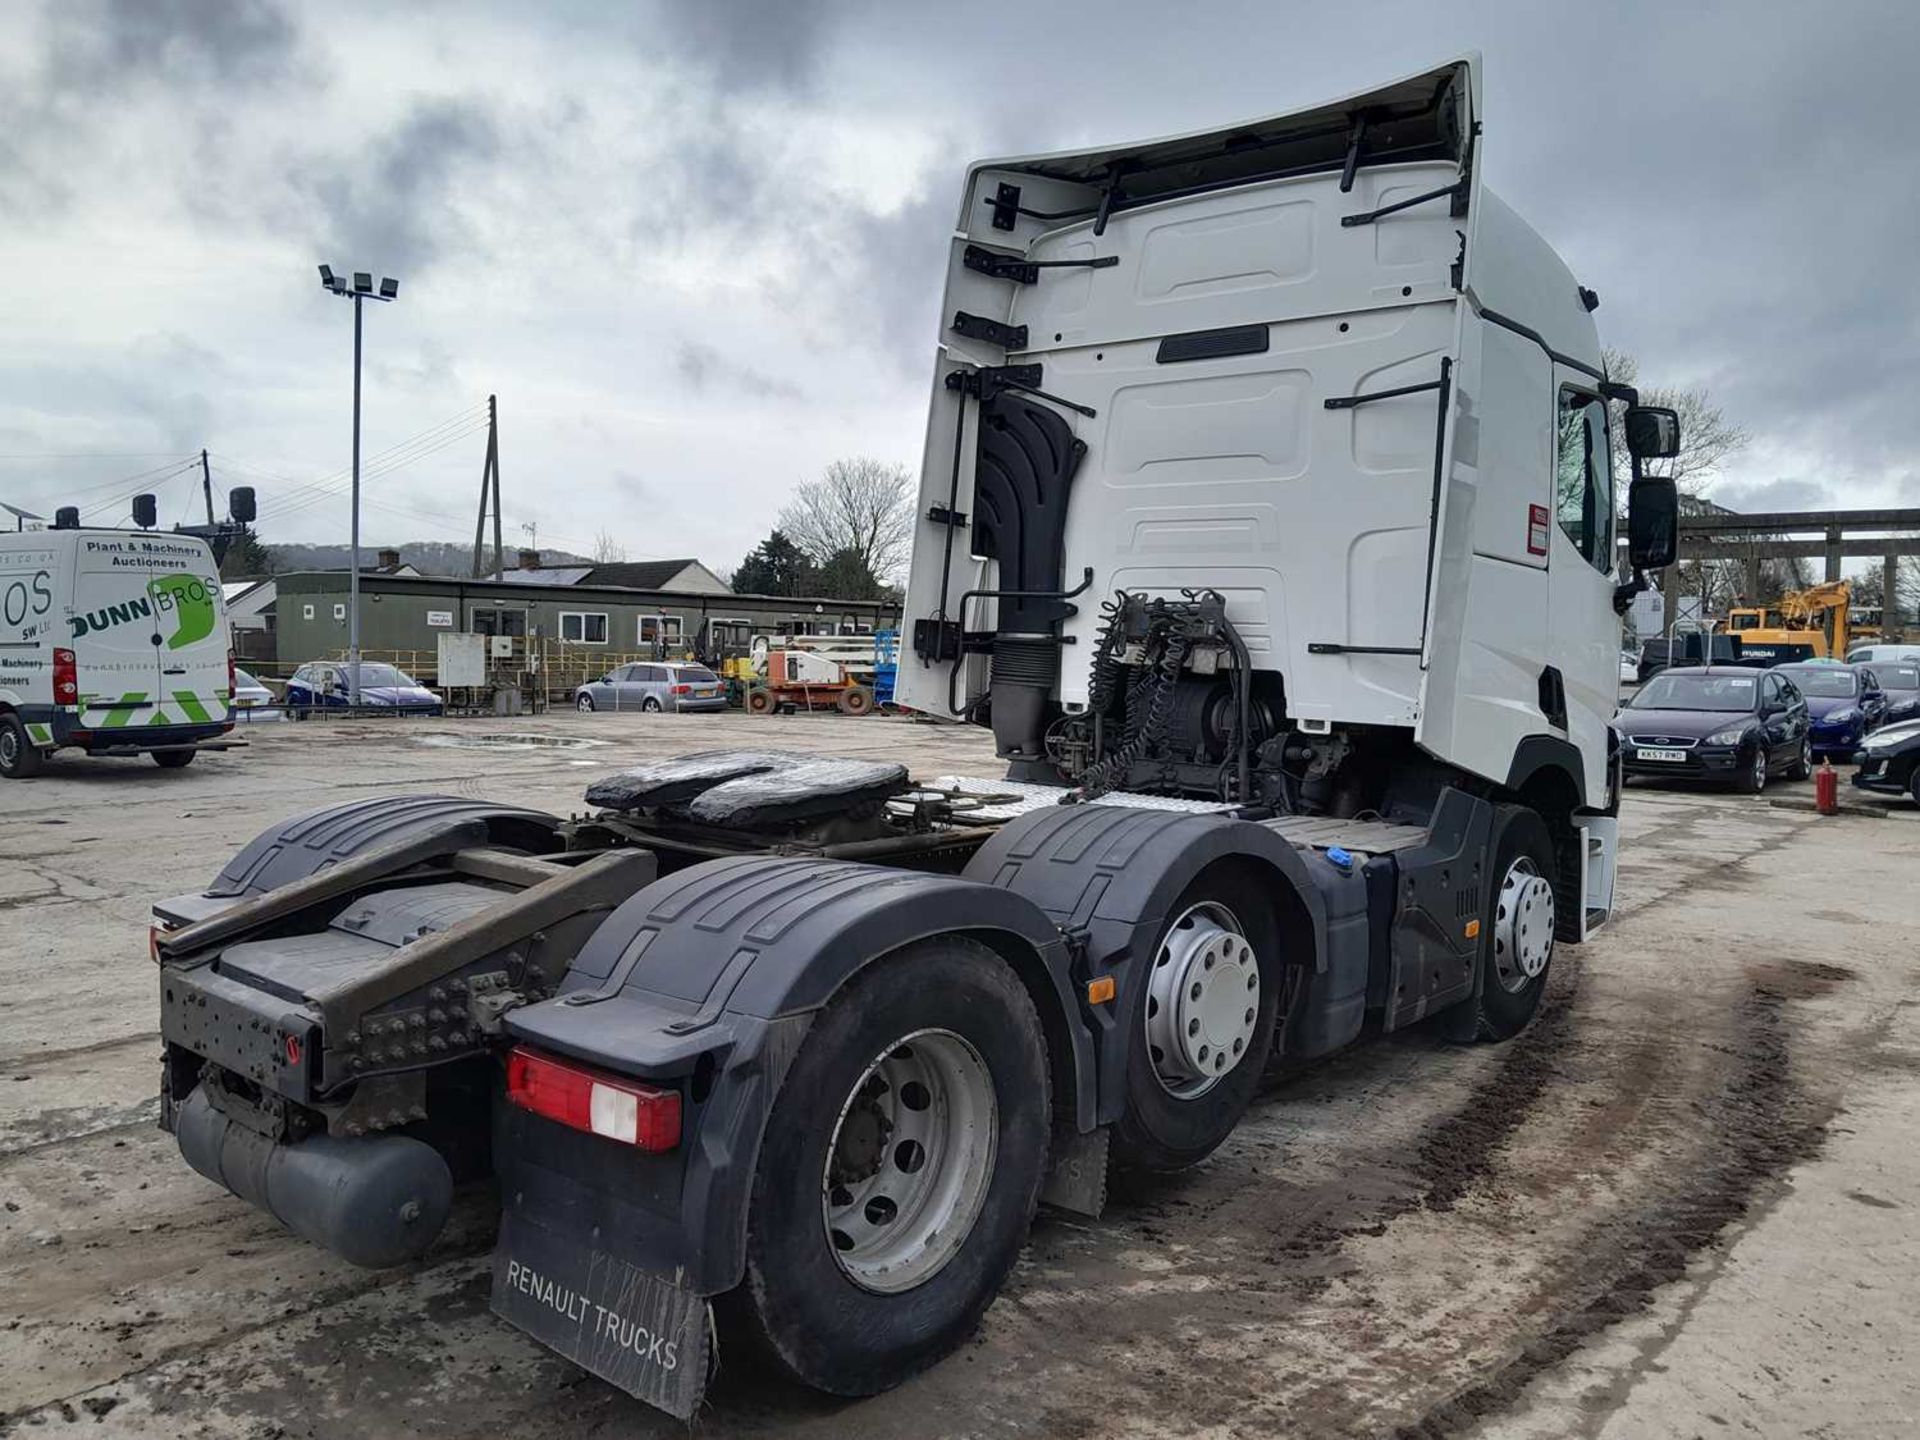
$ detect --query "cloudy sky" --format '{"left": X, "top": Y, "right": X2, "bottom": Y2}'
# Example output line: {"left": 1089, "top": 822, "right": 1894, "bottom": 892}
{"left": 2, "top": 0, "right": 1915, "bottom": 569}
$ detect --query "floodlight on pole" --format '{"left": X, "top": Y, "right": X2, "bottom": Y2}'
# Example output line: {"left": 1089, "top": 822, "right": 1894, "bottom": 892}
{"left": 318, "top": 263, "right": 400, "bottom": 705}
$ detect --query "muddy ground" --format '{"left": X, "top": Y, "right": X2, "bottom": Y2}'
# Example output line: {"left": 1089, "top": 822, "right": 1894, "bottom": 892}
{"left": 2, "top": 711, "right": 1917, "bottom": 1438}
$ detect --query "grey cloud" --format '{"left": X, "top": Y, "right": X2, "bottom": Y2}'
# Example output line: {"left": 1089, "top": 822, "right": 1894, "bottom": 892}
{"left": 1708, "top": 478, "right": 1836, "bottom": 514}
{"left": 675, "top": 341, "right": 803, "bottom": 401}
{"left": 44, "top": 0, "right": 301, "bottom": 88}
{"left": 303, "top": 96, "right": 500, "bottom": 273}
{"left": 641, "top": 0, "right": 855, "bottom": 93}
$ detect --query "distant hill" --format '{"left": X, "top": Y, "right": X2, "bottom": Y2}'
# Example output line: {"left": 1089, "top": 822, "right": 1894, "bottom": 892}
{"left": 265, "top": 541, "right": 590, "bottom": 576}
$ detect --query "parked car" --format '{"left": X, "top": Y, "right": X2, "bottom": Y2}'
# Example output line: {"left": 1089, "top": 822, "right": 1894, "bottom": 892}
{"left": 231, "top": 667, "right": 275, "bottom": 711}
{"left": 1636, "top": 632, "right": 1741, "bottom": 684}
{"left": 1863, "top": 662, "right": 1920, "bottom": 725}
{"left": 1846, "top": 642, "right": 1920, "bottom": 666}
{"left": 1852, "top": 718, "right": 1920, "bottom": 804}
{"left": 1619, "top": 650, "right": 1639, "bottom": 685}
{"left": 575, "top": 662, "right": 725, "bottom": 713}
{"left": 1775, "top": 663, "right": 1884, "bottom": 760}
{"left": 1615, "top": 665, "right": 1810, "bottom": 791}
{"left": 285, "top": 661, "right": 443, "bottom": 716}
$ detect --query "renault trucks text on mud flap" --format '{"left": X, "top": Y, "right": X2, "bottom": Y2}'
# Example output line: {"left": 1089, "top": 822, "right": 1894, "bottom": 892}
{"left": 154, "top": 55, "right": 1682, "bottom": 1421}
{"left": 1, "top": 520, "right": 241, "bottom": 778}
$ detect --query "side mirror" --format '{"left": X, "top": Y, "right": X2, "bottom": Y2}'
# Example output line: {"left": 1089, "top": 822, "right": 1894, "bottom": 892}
{"left": 1627, "top": 475, "right": 1678, "bottom": 570}
{"left": 1625, "top": 405, "right": 1681, "bottom": 460}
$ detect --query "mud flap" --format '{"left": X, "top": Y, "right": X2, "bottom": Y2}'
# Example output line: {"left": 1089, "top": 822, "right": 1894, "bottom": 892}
{"left": 1039, "top": 1124, "right": 1109, "bottom": 1218}
{"left": 491, "top": 1212, "right": 711, "bottom": 1420}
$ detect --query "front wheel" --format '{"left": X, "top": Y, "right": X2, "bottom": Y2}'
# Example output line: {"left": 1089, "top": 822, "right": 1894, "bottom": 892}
{"left": 837, "top": 686, "right": 874, "bottom": 716}
{"left": 1738, "top": 743, "right": 1768, "bottom": 794}
{"left": 575, "top": 693, "right": 595, "bottom": 713}
{"left": 1475, "top": 807, "right": 1558, "bottom": 1041}
{"left": 1790, "top": 737, "right": 1812, "bottom": 780}
{"left": 1111, "top": 867, "right": 1288, "bottom": 1173}
{"left": 0, "top": 716, "right": 47, "bottom": 779}
{"left": 724, "top": 937, "right": 1049, "bottom": 1396}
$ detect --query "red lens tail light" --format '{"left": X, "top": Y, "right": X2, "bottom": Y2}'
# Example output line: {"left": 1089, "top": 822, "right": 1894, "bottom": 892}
{"left": 506, "top": 1047, "right": 681, "bottom": 1152}
{"left": 53, "top": 648, "right": 78, "bottom": 705}
{"left": 671, "top": 683, "right": 691, "bottom": 695}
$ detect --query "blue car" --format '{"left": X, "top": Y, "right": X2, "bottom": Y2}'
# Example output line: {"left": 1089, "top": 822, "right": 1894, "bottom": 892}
{"left": 1774, "top": 663, "right": 1884, "bottom": 760}
{"left": 286, "top": 661, "right": 444, "bottom": 716}
{"left": 1861, "top": 662, "right": 1920, "bottom": 727}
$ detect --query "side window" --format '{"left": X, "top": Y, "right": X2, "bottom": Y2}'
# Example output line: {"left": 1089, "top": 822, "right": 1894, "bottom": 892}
{"left": 1777, "top": 676, "right": 1800, "bottom": 705}
{"left": 1555, "top": 388, "right": 1615, "bottom": 572}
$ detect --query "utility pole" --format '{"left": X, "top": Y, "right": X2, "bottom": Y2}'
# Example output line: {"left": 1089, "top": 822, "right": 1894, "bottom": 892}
{"left": 318, "top": 266, "right": 399, "bottom": 705}
{"left": 200, "top": 449, "right": 215, "bottom": 526}
{"left": 471, "top": 394, "right": 503, "bottom": 580}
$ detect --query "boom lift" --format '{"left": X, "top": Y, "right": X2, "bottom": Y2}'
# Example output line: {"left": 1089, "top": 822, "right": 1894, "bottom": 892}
{"left": 152, "top": 56, "right": 1680, "bottom": 1422}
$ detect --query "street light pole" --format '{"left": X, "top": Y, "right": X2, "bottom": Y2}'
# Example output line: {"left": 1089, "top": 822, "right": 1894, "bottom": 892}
{"left": 318, "top": 265, "right": 399, "bottom": 707}
{"left": 349, "top": 290, "right": 364, "bottom": 703}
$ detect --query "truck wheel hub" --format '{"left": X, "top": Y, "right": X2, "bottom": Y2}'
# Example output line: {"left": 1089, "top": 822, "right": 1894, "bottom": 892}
{"left": 1145, "top": 902, "right": 1260, "bottom": 1100}
{"left": 1493, "top": 858, "right": 1555, "bottom": 993}
{"left": 821, "top": 1027, "right": 997, "bottom": 1295}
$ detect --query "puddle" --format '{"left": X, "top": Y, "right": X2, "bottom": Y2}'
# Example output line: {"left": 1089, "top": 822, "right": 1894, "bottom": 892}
{"left": 413, "top": 732, "right": 609, "bottom": 751}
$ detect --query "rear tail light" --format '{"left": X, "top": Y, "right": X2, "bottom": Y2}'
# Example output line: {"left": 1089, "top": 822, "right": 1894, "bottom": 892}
{"left": 53, "top": 648, "right": 77, "bottom": 705}
{"left": 506, "top": 1047, "right": 681, "bottom": 1151}
{"left": 671, "top": 683, "right": 691, "bottom": 695}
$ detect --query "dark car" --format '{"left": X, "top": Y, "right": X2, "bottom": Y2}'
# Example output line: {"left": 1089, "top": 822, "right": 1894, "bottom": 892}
{"left": 1616, "top": 665, "right": 1810, "bottom": 792}
{"left": 1637, "top": 632, "right": 1741, "bottom": 684}
{"left": 1852, "top": 718, "right": 1920, "bottom": 804}
{"left": 1861, "top": 662, "right": 1920, "bottom": 726}
{"left": 1774, "top": 663, "right": 1883, "bottom": 760}
{"left": 286, "top": 661, "right": 444, "bottom": 716}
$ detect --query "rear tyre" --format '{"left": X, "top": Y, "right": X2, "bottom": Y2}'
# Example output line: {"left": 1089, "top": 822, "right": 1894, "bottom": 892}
{"left": 837, "top": 686, "right": 874, "bottom": 717}
{"left": 1475, "top": 808, "right": 1557, "bottom": 1041}
{"left": 151, "top": 749, "right": 195, "bottom": 770}
{"left": 0, "top": 716, "right": 46, "bottom": 779}
{"left": 1111, "top": 868, "right": 1287, "bottom": 1173}
{"left": 726, "top": 936, "right": 1049, "bottom": 1397}
{"left": 641, "top": 696, "right": 663, "bottom": 713}
{"left": 575, "top": 693, "right": 595, "bottom": 712}
{"left": 1790, "top": 737, "right": 1812, "bottom": 780}
{"left": 1737, "top": 743, "right": 1768, "bottom": 794}
{"left": 746, "top": 687, "right": 775, "bottom": 715}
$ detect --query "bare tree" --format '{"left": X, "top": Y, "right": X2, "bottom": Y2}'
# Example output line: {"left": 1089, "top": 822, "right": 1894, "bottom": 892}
{"left": 591, "top": 528, "right": 629, "bottom": 564}
{"left": 777, "top": 457, "right": 915, "bottom": 583}
{"left": 1603, "top": 349, "right": 1749, "bottom": 496}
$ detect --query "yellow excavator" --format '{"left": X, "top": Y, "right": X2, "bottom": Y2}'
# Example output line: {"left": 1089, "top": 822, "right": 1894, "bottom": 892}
{"left": 1726, "top": 581, "right": 1853, "bottom": 662}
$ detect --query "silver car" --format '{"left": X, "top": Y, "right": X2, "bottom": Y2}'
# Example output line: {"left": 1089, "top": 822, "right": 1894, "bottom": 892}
{"left": 575, "top": 662, "right": 725, "bottom": 713}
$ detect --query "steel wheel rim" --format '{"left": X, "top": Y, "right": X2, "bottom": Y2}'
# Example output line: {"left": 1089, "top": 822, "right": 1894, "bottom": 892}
{"left": 0, "top": 728, "right": 17, "bottom": 767}
{"left": 1492, "top": 856, "right": 1554, "bottom": 994}
{"left": 822, "top": 1027, "right": 998, "bottom": 1294}
{"left": 1144, "top": 901, "right": 1260, "bottom": 1100}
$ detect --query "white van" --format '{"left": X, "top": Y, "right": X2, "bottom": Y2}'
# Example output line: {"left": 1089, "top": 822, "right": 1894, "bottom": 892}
{"left": 1847, "top": 642, "right": 1920, "bottom": 666}
{"left": 1, "top": 527, "right": 234, "bottom": 777}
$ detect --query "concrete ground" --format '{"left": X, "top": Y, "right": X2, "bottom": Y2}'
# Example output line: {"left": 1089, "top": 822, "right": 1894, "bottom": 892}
{"left": 1, "top": 710, "right": 1916, "bottom": 1438}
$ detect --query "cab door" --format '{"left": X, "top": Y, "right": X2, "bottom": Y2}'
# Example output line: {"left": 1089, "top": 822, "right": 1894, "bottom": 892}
{"left": 1540, "top": 376, "right": 1620, "bottom": 795}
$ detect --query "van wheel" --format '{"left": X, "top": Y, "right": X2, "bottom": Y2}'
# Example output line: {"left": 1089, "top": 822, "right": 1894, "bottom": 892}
{"left": 1475, "top": 808, "right": 1557, "bottom": 1041}
{"left": 723, "top": 936, "right": 1049, "bottom": 1396}
{"left": 1112, "top": 867, "right": 1288, "bottom": 1173}
{"left": 152, "top": 750, "right": 195, "bottom": 770}
{"left": 0, "top": 717, "right": 46, "bottom": 779}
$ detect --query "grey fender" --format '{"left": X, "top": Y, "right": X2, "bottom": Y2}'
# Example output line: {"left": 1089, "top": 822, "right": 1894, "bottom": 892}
{"left": 202, "top": 794, "right": 562, "bottom": 900}
{"left": 500, "top": 854, "right": 1092, "bottom": 1297}
{"left": 962, "top": 804, "right": 1330, "bottom": 1126}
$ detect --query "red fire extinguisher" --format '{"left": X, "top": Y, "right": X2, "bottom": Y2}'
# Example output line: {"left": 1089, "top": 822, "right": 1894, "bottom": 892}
{"left": 1815, "top": 759, "right": 1838, "bottom": 815}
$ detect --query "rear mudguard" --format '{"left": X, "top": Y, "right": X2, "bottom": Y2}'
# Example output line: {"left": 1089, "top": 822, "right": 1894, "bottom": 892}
{"left": 961, "top": 805, "right": 1349, "bottom": 1122}
{"left": 498, "top": 854, "right": 1089, "bottom": 1299}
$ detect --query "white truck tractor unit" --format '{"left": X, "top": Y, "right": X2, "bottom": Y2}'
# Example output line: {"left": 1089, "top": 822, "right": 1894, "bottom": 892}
{"left": 0, "top": 521, "right": 238, "bottom": 777}
{"left": 151, "top": 57, "right": 1680, "bottom": 1421}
